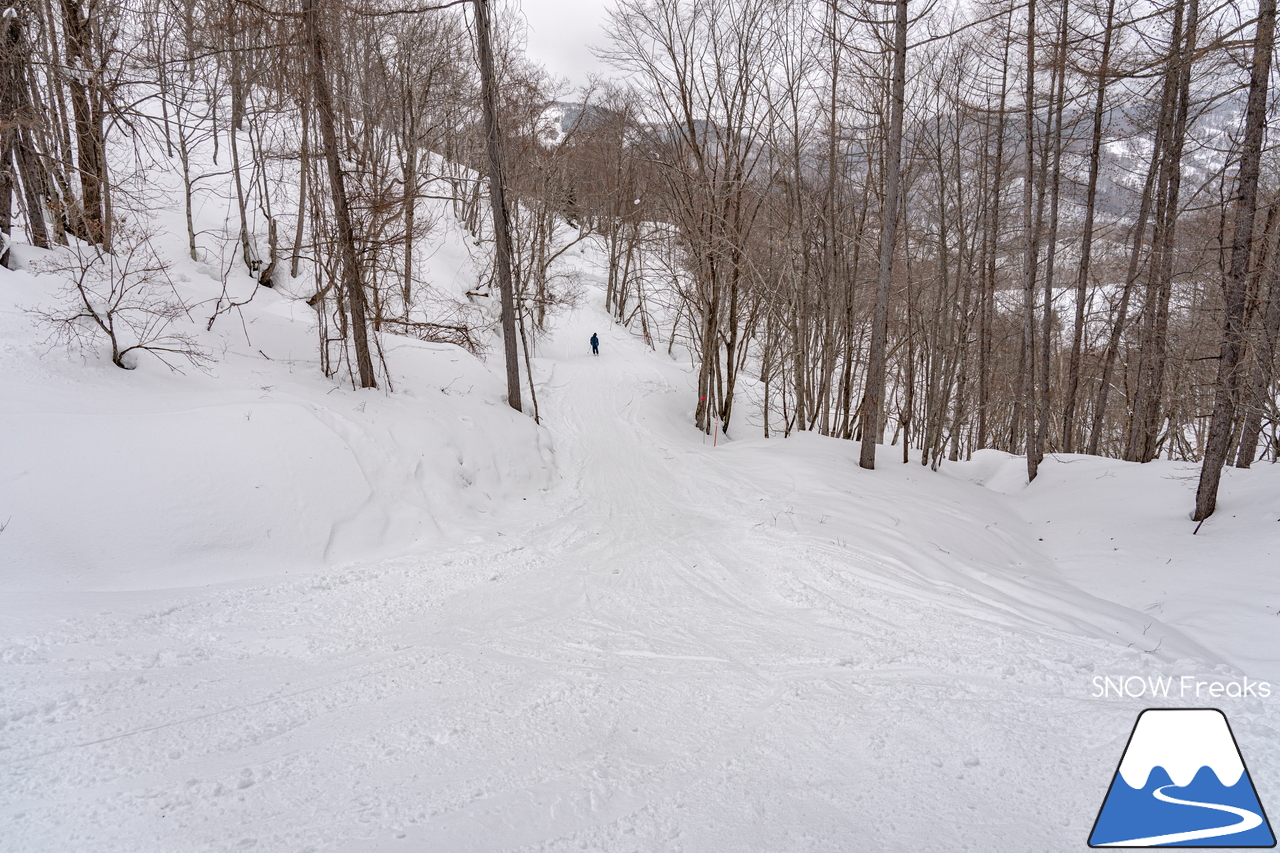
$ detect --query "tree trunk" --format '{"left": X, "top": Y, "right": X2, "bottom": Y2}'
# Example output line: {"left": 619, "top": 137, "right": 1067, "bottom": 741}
{"left": 0, "top": 139, "right": 11, "bottom": 269}
{"left": 1036, "top": 0, "right": 1069, "bottom": 462}
{"left": 1062, "top": 0, "right": 1115, "bottom": 452}
{"left": 229, "top": 112, "right": 255, "bottom": 274}
{"left": 1088, "top": 122, "right": 1161, "bottom": 456}
{"left": 0, "top": 12, "right": 18, "bottom": 267}
{"left": 978, "top": 15, "right": 1013, "bottom": 450}
{"left": 59, "top": 0, "right": 106, "bottom": 245}
{"left": 859, "top": 0, "right": 908, "bottom": 470}
{"left": 473, "top": 0, "right": 523, "bottom": 412}
{"left": 291, "top": 92, "right": 309, "bottom": 279}
{"left": 1021, "top": 0, "right": 1041, "bottom": 481}
{"left": 1128, "top": 0, "right": 1197, "bottom": 463}
{"left": 1235, "top": 225, "right": 1280, "bottom": 467}
{"left": 304, "top": 0, "right": 376, "bottom": 389}
{"left": 2, "top": 6, "right": 48, "bottom": 251}
{"left": 401, "top": 103, "right": 418, "bottom": 317}
{"left": 1195, "top": 0, "right": 1275, "bottom": 520}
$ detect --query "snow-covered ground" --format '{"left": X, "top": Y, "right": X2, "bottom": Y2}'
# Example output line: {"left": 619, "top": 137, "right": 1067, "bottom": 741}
{"left": 2, "top": 225, "right": 1279, "bottom": 850}
{"left": 0, "top": 248, "right": 549, "bottom": 592}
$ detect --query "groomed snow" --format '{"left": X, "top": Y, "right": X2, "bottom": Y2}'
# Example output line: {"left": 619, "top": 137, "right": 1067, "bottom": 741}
{"left": 2, "top": 223, "right": 1278, "bottom": 850}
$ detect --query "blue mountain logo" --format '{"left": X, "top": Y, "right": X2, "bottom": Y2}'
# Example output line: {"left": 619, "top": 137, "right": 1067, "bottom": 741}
{"left": 1090, "top": 708, "right": 1275, "bottom": 847}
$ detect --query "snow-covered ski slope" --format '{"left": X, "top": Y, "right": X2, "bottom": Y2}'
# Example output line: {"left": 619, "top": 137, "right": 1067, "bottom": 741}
{"left": 3, "top": 236, "right": 1280, "bottom": 850}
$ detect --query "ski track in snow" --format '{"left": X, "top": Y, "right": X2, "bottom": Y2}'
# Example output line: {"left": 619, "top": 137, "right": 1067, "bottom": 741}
{"left": 2, "top": 289, "right": 1277, "bottom": 852}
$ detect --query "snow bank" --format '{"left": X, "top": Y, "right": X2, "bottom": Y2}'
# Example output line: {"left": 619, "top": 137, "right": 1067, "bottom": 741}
{"left": 949, "top": 450, "right": 1280, "bottom": 681}
{"left": 695, "top": 433, "right": 1221, "bottom": 671}
{"left": 0, "top": 237, "right": 551, "bottom": 592}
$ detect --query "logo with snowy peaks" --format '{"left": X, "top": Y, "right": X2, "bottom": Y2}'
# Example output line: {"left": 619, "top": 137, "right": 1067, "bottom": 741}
{"left": 1089, "top": 709, "right": 1275, "bottom": 847}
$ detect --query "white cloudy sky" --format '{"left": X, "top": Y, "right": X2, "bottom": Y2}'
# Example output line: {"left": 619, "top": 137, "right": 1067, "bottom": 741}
{"left": 517, "top": 0, "right": 619, "bottom": 91}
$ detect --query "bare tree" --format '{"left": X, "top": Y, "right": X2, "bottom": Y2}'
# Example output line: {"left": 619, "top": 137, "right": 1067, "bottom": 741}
{"left": 473, "top": 0, "right": 522, "bottom": 411}
{"left": 859, "top": 0, "right": 908, "bottom": 469}
{"left": 303, "top": 0, "right": 377, "bottom": 389}
{"left": 34, "top": 221, "right": 210, "bottom": 370}
{"left": 1195, "top": 0, "right": 1276, "bottom": 520}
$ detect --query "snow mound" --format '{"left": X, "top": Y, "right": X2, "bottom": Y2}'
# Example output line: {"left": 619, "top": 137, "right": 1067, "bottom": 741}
{"left": 0, "top": 241, "right": 552, "bottom": 592}
{"left": 948, "top": 450, "right": 1280, "bottom": 681}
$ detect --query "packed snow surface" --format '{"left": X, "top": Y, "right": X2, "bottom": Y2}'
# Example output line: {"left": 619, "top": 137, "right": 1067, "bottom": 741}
{"left": 2, "top": 243, "right": 1279, "bottom": 851}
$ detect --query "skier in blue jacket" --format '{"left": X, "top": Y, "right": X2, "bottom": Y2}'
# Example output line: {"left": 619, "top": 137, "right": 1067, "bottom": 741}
{"left": 590, "top": 333, "right": 599, "bottom": 356}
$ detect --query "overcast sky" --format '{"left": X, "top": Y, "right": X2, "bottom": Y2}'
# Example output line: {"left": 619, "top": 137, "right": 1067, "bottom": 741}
{"left": 517, "top": 0, "right": 618, "bottom": 92}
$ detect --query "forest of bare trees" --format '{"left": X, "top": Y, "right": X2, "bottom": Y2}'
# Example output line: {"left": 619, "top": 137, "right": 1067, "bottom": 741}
{"left": 2, "top": 0, "right": 1278, "bottom": 518}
